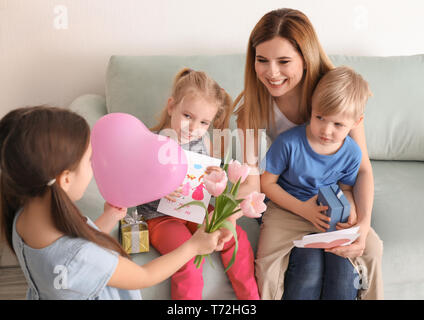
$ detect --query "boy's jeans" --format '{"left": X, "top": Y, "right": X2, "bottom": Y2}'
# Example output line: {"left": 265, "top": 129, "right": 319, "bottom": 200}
{"left": 283, "top": 247, "right": 358, "bottom": 300}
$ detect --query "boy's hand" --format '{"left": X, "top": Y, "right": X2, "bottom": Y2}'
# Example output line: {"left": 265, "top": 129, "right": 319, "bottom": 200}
{"left": 336, "top": 207, "right": 358, "bottom": 229}
{"left": 301, "top": 195, "right": 330, "bottom": 232}
{"left": 104, "top": 202, "right": 127, "bottom": 221}
{"left": 164, "top": 185, "right": 183, "bottom": 202}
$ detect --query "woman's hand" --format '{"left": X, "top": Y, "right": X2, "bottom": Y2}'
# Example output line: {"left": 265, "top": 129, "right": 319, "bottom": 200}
{"left": 301, "top": 195, "right": 330, "bottom": 232}
{"left": 326, "top": 219, "right": 369, "bottom": 258}
{"left": 325, "top": 232, "right": 366, "bottom": 258}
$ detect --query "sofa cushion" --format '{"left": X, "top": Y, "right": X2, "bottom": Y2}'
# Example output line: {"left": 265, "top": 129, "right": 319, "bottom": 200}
{"left": 106, "top": 54, "right": 424, "bottom": 161}
{"left": 330, "top": 55, "right": 424, "bottom": 161}
{"left": 69, "top": 94, "right": 108, "bottom": 129}
{"left": 370, "top": 160, "right": 424, "bottom": 299}
{"left": 105, "top": 55, "right": 245, "bottom": 129}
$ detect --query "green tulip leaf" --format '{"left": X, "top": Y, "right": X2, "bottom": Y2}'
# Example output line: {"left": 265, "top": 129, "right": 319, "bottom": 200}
{"left": 220, "top": 220, "right": 238, "bottom": 272}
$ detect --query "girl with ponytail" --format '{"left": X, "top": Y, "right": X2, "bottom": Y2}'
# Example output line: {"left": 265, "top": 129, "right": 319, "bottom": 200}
{"left": 0, "top": 105, "right": 221, "bottom": 299}
{"left": 139, "top": 68, "right": 260, "bottom": 300}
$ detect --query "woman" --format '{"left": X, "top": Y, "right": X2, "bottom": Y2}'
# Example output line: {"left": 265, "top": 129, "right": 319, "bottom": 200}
{"left": 233, "top": 8, "right": 383, "bottom": 300}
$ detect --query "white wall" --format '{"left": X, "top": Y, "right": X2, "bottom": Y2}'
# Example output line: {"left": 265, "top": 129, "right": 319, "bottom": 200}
{"left": 1, "top": 0, "right": 424, "bottom": 117}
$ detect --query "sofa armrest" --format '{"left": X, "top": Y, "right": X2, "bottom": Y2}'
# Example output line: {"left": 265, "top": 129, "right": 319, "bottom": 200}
{"left": 68, "top": 94, "right": 107, "bottom": 128}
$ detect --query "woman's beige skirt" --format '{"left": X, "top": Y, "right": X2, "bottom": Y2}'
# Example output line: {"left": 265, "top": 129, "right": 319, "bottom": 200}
{"left": 255, "top": 201, "right": 384, "bottom": 300}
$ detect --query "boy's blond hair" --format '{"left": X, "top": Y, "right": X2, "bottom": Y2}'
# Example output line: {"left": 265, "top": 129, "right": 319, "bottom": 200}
{"left": 312, "top": 66, "right": 372, "bottom": 120}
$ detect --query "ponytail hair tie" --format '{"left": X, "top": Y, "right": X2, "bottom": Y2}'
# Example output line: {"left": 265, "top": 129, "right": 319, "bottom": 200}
{"left": 47, "top": 178, "right": 56, "bottom": 186}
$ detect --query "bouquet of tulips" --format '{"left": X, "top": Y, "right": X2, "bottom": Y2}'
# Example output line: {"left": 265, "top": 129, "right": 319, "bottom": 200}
{"left": 178, "top": 157, "right": 267, "bottom": 272}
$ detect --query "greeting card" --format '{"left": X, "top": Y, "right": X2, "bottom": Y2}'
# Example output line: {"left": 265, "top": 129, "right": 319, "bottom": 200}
{"left": 157, "top": 150, "right": 221, "bottom": 224}
{"left": 293, "top": 226, "right": 360, "bottom": 249}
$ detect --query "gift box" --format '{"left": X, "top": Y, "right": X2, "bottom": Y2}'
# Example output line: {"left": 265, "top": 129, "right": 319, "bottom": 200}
{"left": 119, "top": 210, "right": 149, "bottom": 254}
{"left": 317, "top": 184, "right": 350, "bottom": 232}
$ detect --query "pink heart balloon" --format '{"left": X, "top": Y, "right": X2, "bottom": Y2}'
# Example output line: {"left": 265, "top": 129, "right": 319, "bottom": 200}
{"left": 91, "top": 113, "right": 188, "bottom": 207}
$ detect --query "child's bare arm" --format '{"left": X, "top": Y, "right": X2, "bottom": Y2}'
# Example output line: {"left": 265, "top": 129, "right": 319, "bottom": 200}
{"left": 261, "top": 171, "right": 303, "bottom": 213}
{"left": 107, "top": 226, "right": 221, "bottom": 290}
{"left": 261, "top": 171, "right": 330, "bottom": 232}
{"left": 95, "top": 203, "right": 127, "bottom": 234}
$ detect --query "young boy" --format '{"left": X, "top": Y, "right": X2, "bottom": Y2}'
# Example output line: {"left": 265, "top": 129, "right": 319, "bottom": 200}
{"left": 258, "top": 66, "right": 372, "bottom": 300}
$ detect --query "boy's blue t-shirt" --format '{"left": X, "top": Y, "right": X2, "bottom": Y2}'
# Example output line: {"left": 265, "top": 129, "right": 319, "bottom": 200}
{"left": 262, "top": 124, "right": 362, "bottom": 201}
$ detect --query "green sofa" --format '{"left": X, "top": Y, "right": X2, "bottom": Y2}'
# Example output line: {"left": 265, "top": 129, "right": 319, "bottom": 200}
{"left": 70, "top": 54, "right": 424, "bottom": 300}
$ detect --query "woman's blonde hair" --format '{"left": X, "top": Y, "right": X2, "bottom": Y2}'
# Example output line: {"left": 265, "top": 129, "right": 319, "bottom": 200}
{"left": 234, "top": 8, "right": 334, "bottom": 131}
{"left": 151, "top": 68, "right": 233, "bottom": 132}
{"left": 312, "top": 66, "right": 372, "bottom": 120}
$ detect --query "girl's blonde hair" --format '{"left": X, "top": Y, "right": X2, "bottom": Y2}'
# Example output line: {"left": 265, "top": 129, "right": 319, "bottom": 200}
{"left": 151, "top": 68, "right": 233, "bottom": 132}
{"left": 312, "top": 66, "right": 372, "bottom": 120}
{"left": 234, "top": 8, "right": 334, "bottom": 132}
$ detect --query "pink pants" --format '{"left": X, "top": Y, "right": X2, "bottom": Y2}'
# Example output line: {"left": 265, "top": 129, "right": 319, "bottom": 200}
{"left": 147, "top": 214, "right": 260, "bottom": 300}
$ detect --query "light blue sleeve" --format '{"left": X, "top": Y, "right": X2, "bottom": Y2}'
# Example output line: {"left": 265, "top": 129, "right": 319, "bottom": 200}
{"left": 65, "top": 241, "right": 119, "bottom": 299}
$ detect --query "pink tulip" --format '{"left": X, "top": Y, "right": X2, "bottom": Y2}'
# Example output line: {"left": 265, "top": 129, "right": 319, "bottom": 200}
{"left": 203, "top": 170, "right": 228, "bottom": 197}
{"left": 240, "top": 192, "right": 267, "bottom": 218}
{"left": 227, "top": 160, "right": 250, "bottom": 184}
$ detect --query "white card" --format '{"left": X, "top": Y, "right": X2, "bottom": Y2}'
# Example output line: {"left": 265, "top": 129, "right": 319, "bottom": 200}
{"left": 293, "top": 226, "right": 360, "bottom": 249}
{"left": 157, "top": 149, "right": 222, "bottom": 224}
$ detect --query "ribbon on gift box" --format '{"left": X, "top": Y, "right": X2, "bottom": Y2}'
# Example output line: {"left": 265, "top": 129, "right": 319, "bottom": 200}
{"left": 336, "top": 188, "right": 343, "bottom": 199}
{"left": 121, "top": 210, "right": 149, "bottom": 253}
{"left": 331, "top": 185, "right": 350, "bottom": 222}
